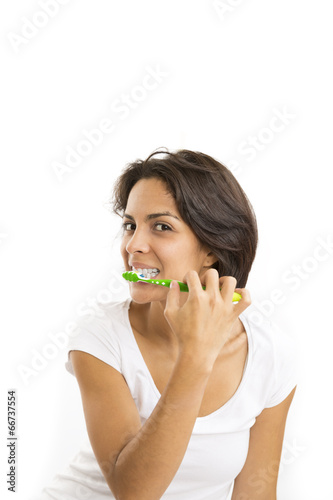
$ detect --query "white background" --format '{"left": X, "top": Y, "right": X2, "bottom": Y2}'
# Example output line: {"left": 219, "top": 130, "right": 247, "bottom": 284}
{"left": 1, "top": 1, "right": 332, "bottom": 499}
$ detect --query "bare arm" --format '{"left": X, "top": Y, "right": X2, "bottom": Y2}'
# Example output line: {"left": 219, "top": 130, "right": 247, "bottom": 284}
{"left": 231, "top": 386, "right": 297, "bottom": 500}
{"left": 71, "top": 270, "right": 251, "bottom": 500}
{"left": 72, "top": 350, "right": 212, "bottom": 500}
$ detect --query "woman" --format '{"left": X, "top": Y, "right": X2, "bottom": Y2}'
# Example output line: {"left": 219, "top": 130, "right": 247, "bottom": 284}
{"left": 35, "top": 148, "right": 298, "bottom": 499}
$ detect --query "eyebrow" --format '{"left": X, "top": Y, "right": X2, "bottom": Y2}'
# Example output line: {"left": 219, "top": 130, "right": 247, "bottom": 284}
{"left": 123, "top": 211, "right": 181, "bottom": 222}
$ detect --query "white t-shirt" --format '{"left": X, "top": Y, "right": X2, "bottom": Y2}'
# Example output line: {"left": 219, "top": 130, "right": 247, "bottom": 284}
{"left": 34, "top": 296, "right": 298, "bottom": 500}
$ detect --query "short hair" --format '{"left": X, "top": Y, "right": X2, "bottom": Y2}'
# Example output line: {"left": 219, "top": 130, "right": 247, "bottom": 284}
{"left": 110, "top": 148, "right": 258, "bottom": 288}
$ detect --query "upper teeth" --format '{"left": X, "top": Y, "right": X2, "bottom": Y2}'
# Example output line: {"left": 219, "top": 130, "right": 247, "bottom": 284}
{"left": 132, "top": 266, "right": 160, "bottom": 278}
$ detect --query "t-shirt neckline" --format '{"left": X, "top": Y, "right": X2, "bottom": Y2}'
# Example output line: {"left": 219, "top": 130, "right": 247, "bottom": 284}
{"left": 123, "top": 296, "right": 253, "bottom": 421}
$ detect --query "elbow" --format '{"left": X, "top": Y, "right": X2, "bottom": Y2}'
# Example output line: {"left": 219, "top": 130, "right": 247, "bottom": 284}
{"left": 105, "top": 451, "right": 160, "bottom": 500}
{"left": 108, "top": 473, "right": 157, "bottom": 500}
{"left": 106, "top": 465, "right": 133, "bottom": 500}
{"left": 97, "top": 457, "right": 126, "bottom": 500}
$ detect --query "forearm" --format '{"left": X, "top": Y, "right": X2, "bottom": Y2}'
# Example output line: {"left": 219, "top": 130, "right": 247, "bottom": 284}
{"left": 111, "top": 353, "right": 212, "bottom": 500}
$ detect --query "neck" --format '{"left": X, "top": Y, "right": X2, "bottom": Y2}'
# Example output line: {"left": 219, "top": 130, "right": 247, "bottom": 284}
{"left": 129, "top": 298, "right": 179, "bottom": 349}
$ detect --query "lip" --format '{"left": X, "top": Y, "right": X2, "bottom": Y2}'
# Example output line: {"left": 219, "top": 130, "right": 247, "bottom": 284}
{"left": 129, "top": 262, "right": 161, "bottom": 270}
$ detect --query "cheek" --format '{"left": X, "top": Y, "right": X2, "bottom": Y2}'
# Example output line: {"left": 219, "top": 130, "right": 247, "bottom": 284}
{"left": 120, "top": 240, "right": 128, "bottom": 260}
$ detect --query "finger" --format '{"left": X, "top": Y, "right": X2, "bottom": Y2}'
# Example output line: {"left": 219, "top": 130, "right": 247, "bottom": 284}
{"left": 183, "top": 270, "right": 204, "bottom": 298}
{"left": 201, "top": 268, "right": 220, "bottom": 296}
{"left": 218, "top": 276, "right": 238, "bottom": 302}
{"left": 232, "top": 288, "right": 252, "bottom": 315}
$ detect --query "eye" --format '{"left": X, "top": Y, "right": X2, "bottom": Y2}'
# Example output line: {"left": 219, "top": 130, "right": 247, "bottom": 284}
{"left": 122, "top": 222, "right": 135, "bottom": 232}
{"left": 155, "top": 223, "right": 172, "bottom": 232}
{"left": 121, "top": 222, "right": 172, "bottom": 232}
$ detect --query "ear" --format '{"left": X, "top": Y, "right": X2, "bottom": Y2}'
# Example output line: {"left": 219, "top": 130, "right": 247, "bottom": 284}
{"left": 203, "top": 251, "right": 219, "bottom": 268}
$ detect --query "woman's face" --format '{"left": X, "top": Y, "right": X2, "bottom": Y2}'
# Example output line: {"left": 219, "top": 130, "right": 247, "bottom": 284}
{"left": 120, "top": 177, "right": 216, "bottom": 303}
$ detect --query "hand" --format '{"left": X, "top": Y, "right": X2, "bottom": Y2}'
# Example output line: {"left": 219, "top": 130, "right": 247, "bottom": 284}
{"left": 164, "top": 269, "right": 251, "bottom": 369}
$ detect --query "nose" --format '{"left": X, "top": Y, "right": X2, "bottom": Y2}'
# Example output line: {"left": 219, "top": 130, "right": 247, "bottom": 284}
{"left": 125, "top": 226, "right": 150, "bottom": 255}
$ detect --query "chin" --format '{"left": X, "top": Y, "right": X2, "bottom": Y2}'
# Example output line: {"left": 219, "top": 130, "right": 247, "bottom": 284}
{"left": 129, "top": 284, "right": 167, "bottom": 303}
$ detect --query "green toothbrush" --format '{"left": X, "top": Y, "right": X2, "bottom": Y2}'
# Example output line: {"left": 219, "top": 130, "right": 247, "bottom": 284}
{"left": 122, "top": 271, "right": 242, "bottom": 302}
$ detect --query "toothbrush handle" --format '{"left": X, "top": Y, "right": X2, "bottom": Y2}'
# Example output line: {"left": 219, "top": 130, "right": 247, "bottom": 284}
{"left": 176, "top": 281, "right": 190, "bottom": 292}
{"left": 153, "top": 279, "right": 187, "bottom": 290}
{"left": 164, "top": 280, "right": 242, "bottom": 302}
{"left": 154, "top": 279, "right": 188, "bottom": 292}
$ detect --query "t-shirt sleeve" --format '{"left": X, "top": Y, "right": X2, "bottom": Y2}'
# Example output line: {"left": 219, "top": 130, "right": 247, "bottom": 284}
{"left": 264, "top": 321, "right": 299, "bottom": 408}
{"left": 65, "top": 314, "right": 122, "bottom": 377}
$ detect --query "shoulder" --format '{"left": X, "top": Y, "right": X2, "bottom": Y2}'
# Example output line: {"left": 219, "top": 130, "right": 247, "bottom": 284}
{"left": 80, "top": 295, "right": 131, "bottom": 322}
{"left": 241, "top": 306, "right": 298, "bottom": 359}
{"left": 73, "top": 296, "right": 131, "bottom": 338}
{"left": 65, "top": 296, "right": 132, "bottom": 376}
{"left": 240, "top": 307, "right": 299, "bottom": 408}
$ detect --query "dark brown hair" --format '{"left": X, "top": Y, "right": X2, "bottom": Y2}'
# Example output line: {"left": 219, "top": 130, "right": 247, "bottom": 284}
{"left": 110, "top": 148, "right": 258, "bottom": 288}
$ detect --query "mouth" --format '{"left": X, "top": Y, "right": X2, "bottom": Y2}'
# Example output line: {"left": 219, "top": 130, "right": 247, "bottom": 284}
{"left": 131, "top": 266, "right": 160, "bottom": 279}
